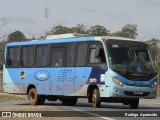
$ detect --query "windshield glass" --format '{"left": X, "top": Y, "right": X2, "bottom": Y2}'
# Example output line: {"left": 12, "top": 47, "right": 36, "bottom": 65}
{"left": 107, "top": 41, "right": 155, "bottom": 75}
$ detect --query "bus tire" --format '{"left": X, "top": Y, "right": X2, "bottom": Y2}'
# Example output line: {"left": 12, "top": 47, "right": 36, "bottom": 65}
{"left": 130, "top": 99, "right": 139, "bottom": 109}
{"left": 28, "top": 88, "right": 45, "bottom": 105}
{"left": 61, "top": 98, "right": 77, "bottom": 106}
{"left": 92, "top": 88, "right": 101, "bottom": 108}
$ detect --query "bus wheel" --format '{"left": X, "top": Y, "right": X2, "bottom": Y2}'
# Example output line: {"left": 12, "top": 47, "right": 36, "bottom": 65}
{"left": 28, "top": 88, "right": 45, "bottom": 105}
{"left": 92, "top": 88, "right": 101, "bottom": 108}
{"left": 130, "top": 99, "right": 139, "bottom": 109}
{"left": 61, "top": 98, "right": 77, "bottom": 106}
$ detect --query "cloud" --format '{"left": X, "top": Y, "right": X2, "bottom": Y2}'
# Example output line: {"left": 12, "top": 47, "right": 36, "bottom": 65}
{"left": 138, "top": 26, "right": 160, "bottom": 40}
{"left": 53, "top": 20, "right": 70, "bottom": 26}
{"left": 135, "top": 0, "right": 160, "bottom": 7}
{"left": 6, "top": 16, "right": 36, "bottom": 25}
{"left": 103, "top": 11, "right": 133, "bottom": 23}
{"left": 82, "top": 8, "right": 97, "bottom": 13}
{"left": 0, "top": 16, "right": 39, "bottom": 39}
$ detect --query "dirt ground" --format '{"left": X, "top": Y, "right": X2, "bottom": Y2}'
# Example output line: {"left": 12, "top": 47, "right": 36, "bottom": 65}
{"left": 0, "top": 93, "right": 24, "bottom": 103}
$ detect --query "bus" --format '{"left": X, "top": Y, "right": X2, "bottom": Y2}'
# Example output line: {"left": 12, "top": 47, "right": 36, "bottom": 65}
{"left": 3, "top": 34, "right": 158, "bottom": 108}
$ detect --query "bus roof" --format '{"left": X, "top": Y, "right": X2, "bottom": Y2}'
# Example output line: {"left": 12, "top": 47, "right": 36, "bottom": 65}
{"left": 6, "top": 36, "right": 143, "bottom": 47}
{"left": 101, "top": 36, "right": 141, "bottom": 42}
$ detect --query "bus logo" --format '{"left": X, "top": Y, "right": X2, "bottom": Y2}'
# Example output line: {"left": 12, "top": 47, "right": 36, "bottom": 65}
{"left": 20, "top": 71, "right": 25, "bottom": 80}
{"left": 35, "top": 70, "right": 50, "bottom": 81}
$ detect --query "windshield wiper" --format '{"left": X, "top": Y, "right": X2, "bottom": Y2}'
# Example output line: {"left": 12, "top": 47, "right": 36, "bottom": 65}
{"left": 125, "top": 50, "right": 137, "bottom": 75}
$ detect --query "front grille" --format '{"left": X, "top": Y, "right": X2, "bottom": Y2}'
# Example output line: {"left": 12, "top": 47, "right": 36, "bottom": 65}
{"left": 124, "top": 91, "right": 150, "bottom": 96}
{"left": 122, "top": 75, "right": 152, "bottom": 81}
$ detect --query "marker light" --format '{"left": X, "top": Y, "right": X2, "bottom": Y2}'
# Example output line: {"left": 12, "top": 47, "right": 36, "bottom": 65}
{"left": 151, "top": 81, "right": 158, "bottom": 88}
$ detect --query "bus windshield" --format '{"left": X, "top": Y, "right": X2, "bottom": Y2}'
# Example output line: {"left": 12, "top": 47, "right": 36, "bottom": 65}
{"left": 106, "top": 41, "right": 156, "bottom": 77}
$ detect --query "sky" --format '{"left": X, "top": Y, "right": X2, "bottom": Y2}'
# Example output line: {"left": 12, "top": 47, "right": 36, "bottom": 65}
{"left": 0, "top": 0, "right": 160, "bottom": 41}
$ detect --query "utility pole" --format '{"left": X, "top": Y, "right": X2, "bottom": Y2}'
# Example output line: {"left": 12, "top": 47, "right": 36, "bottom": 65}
{"left": 44, "top": 0, "right": 49, "bottom": 38}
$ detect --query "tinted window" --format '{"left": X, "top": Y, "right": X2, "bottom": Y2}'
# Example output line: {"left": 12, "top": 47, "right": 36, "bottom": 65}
{"left": 35, "top": 45, "right": 49, "bottom": 67}
{"left": 67, "top": 43, "right": 76, "bottom": 66}
{"left": 76, "top": 43, "right": 87, "bottom": 66}
{"left": 52, "top": 48, "right": 65, "bottom": 67}
{"left": 89, "top": 48, "right": 99, "bottom": 63}
{"left": 22, "top": 46, "right": 34, "bottom": 67}
{"left": 8, "top": 47, "right": 20, "bottom": 67}
{"left": 98, "top": 48, "right": 106, "bottom": 62}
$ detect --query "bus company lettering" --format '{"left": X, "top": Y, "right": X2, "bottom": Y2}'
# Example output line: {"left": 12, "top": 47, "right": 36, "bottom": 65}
{"left": 57, "top": 70, "right": 74, "bottom": 81}
{"left": 89, "top": 78, "right": 97, "bottom": 82}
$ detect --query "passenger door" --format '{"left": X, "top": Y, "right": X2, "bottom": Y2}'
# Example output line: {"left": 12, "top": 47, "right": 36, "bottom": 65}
{"left": 74, "top": 42, "right": 88, "bottom": 96}
{"left": 64, "top": 43, "right": 76, "bottom": 96}
{"left": 50, "top": 44, "right": 67, "bottom": 95}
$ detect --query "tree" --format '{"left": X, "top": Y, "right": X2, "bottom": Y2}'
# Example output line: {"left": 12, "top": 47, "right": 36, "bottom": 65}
{"left": 49, "top": 25, "right": 72, "bottom": 35}
{"left": 146, "top": 38, "right": 160, "bottom": 63}
{"left": 115, "top": 24, "right": 138, "bottom": 39}
{"left": 70, "top": 24, "right": 86, "bottom": 34}
{"left": 0, "top": 41, "right": 6, "bottom": 70}
{"left": 0, "top": 44, "right": 3, "bottom": 70}
{"left": 49, "top": 24, "right": 87, "bottom": 35}
{"left": 7, "top": 31, "right": 27, "bottom": 43}
{"left": 0, "top": 17, "right": 8, "bottom": 70}
{"left": 0, "top": 18, "right": 8, "bottom": 27}
{"left": 0, "top": 17, "right": 8, "bottom": 40}
{"left": 87, "top": 25, "right": 110, "bottom": 36}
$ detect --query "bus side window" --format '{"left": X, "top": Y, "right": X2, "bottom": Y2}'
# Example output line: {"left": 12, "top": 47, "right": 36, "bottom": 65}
{"left": 89, "top": 46, "right": 106, "bottom": 63}
{"left": 7, "top": 47, "right": 20, "bottom": 67}
{"left": 76, "top": 43, "right": 88, "bottom": 66}
{"left": 67, "top": 43, "right": 76, "bottom": 66}
{"left": 35, "top": 45, "right": 49, "bottom": 67}
{"left": 89, "top": 48, "right": 99, "bottom": 63}
{"left": 52, "top": 48, "right": 65, "bottom": 67}
{"left": 21, "top": 46, "right": 34, "bottom": 67}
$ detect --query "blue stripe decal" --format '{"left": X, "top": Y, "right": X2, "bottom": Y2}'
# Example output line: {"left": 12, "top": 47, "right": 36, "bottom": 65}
{"left": 87, "top": 67, "right": 105, "bottom": 84}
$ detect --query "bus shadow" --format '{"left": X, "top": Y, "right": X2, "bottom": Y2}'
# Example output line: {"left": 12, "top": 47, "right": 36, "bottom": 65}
{"left": 15, "top": 101, "right": 160, "bottom": 110}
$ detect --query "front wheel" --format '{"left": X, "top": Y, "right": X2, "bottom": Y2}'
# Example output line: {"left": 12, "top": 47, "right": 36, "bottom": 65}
{"left": 28, "top": 88, "right": 45, "bottom": 105}
{"left": 92, "top": 88, "right": 101, "bottom": 108}
{"left": 130, "top": 99, "right": 139, "bottom": 109}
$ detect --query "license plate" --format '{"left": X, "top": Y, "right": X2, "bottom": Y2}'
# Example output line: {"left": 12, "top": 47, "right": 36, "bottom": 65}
{"left": 134, "top": 91, "right": 143, "bottom": 95}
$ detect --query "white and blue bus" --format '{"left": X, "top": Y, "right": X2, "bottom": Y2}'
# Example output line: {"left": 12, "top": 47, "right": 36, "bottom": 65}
{"left": 3, "top": 34, "right": 158, "bottom": 108}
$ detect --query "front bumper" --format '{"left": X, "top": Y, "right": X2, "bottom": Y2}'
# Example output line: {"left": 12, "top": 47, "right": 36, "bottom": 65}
{"left": 109, "top": 83, "right": 157, "bottom": 99}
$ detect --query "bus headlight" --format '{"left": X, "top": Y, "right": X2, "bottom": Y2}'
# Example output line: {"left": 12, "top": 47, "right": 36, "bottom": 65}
{"left": 150, "top": 81, "right": 158, "bottom": 88}
{"left": 112, "top": 77, "right": 125, "bottom": 87}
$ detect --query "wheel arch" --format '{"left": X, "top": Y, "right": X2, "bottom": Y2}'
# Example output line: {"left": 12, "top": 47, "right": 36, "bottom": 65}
{"left": 27, "top": 84, "right": 36, "bottom": 94}
{"left": 87, "top": 84, "right": 99, "bottom": 96}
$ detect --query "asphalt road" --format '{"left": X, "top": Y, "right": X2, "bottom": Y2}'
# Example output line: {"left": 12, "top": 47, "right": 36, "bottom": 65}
{"left": 0, "top": 97, "right": 160, "bottom": 120}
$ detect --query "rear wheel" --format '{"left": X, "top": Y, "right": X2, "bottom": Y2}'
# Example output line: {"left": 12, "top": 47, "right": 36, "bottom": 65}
{"left": 130, "top": 99, "right": 139, "bottom": 109}
{"left": 61, "top": 98, "right": 77, "bottom": 106}
{"left": 92, "top": 88, "right": 101, "bottom": 108}
{"left": 28, "top": 88, "right": 45, "bottom": 105}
